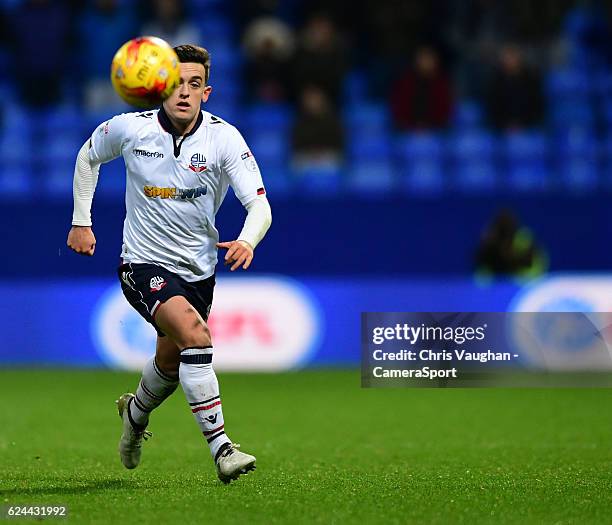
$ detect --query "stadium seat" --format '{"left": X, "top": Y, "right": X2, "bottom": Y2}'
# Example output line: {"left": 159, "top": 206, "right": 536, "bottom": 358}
{"left": 450, "top": 131, "right": 498, "bottom": 192}
{"left": 0, "top": 133, "right": 29, "bottom": 163}
{"left": 293, "top": 164, "right": 343, "bottom": 196}
{"left": 96, "top": 159, "right": 127, "bottom": 196}
{"left": 549, "top": 99, "right": 595, "bottom": 128}
{"left": 555, "top": 128, "right": 600, "bottom": 191}
{"left": 452, "top": 100, "right": 485, "bottom": 130}
{"left": 0, "top": 162, "right": 33, "bottom": 198}
{"left": 345, "top": 103, "right": 390, "bottom": 134}
{"left": 546, "top": 68, "right": 591, "bottom": 99}
{"left": 193, "top": 15, "right": 234, "bottom": 43}
{"left": 44, "top": 160, "right": 77, "bottom": 198}
{"left": 47, "top": 134, "right": 82, "bottom": 163}
{"left": 246, "top": 130, "right": 290, "bottom": 167}
{"left": 244, "top": 103, "right": 293, "bottom": 132}
{"left": 503, "top": 131, "right": 549, "bottom": 191}
{"left": 395, "top": 133, "right": 446, "bottom": 195}
{"left": 348, "top": 134, "right": 392, "bottom": 161}
{"left": 346, "top": 161, "right": 395, "bottom": 195}
{"left": 601, "top": 97, "right": 612, "bottom": 126}
{"left": 343, "top": 70, "right": 368, "bottom": 105}
{"left": 260, "top": 168, "right": 292, "bottom": 196}
{"left": 40, "top": 105, "right": 81, "bottom": 133}
{"left": 559, "top": 157, "right": 599, "bottom": 192}
{"left": 205, "top": 101, "right": 239, "bottom": 124}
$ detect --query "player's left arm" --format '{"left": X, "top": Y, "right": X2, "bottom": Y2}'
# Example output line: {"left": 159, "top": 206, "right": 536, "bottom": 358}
{"left": 216, "top": 126, "right": 272, "bottom": 271}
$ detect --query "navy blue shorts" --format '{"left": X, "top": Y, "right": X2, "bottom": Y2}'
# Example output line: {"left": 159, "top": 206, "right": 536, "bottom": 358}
{"left": 117, "top": 262, "right": 215, "bottom": 337}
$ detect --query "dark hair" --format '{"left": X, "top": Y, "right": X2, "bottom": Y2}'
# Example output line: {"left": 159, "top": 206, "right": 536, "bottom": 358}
{"left": 173, "top": 44, "right": 211, "bottom": 84}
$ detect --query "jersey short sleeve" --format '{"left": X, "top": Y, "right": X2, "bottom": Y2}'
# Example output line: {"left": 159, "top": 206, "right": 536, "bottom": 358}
{"left": 220, "top": 126, "right": 266, "bottom": 206}
{"left": 89, "top": 113, "right": 133, "bottom": 165}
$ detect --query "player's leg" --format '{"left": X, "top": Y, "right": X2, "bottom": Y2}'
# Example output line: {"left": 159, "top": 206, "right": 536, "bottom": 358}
{"left": 154, "top": 295, "right": 256, "bottom": 482}
{"left": 154, "top": 295, "right": 229, "bottom": 457}
{"left": 125, "top": 336, "right": 181, "bottom": 429}
{"left": 117, "top": 336, "right": 181, "bottom": 469}
{"left": 115, "top": 263, "right": 183, "bottom": 469}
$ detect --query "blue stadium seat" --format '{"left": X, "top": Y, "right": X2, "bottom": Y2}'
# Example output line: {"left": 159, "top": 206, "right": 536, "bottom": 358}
{"left": 188, "top": 0, "right": 227, "bottom": 13}
{"left": 503, "top": 131, "right": 549, "bottom": 191}
{"left": 395, "top": 133, "right": 446, "bottom": 194}
{"left": 591, "top": 72, "right": 612, "bottom": 97}
{"left": 345, "top": 103, "right": 390, "bottom": 134}
{"left": 547, "top": 69, "right": 591, "bottom": 99}
{"left": 44, "top": 160, "right": 76, "bottom": 198}
{"left": 452, "top": 100, "right": 484, "bottom": 129}
{"left": 348, "top": 134, "right": 392, "bottom": 161}
{"left": 343, "top": 70, "right": 368, "bottom": 105}
{"left": 559, "top": 157, "right": 599, "bottom": 192}
{"left": 40, "top": 105, "right": 81, "bottom": 133}
{"left": 47, "top": 133, "right": 82, "bottom": 163}
{"left": 602, "top": 97, "right": 612, "bottom": 126}
{"left": 549, "top": 99, "right": 595, "bottom": 128}
{"left": 555, "top": 128, "right": 599, "bottom": 191}
{"left": 244, "top": 104, "right": 293, "bottom": 132}
{"left": 206, "top": 75, "right": 241, "bottom": 104}
{"left": 193, "top": 15, "right": 234, "bottom": 43}
{"left": 346, "top": 161, "right": 395, "bottom": 194}
{"left": 450, "top": 131, "right": 498, "bottom": 192}
{"left": 2, "top": 102, "right": 36, "bottom": 135}
{"left": 293, "top": 164, "right": 343, "bottom": 196}
{"left": 260, "top": 168, "right": 292, "bottom": 196}
{"left": 0, "top": 162, "right": 33, "bottom": 198}
{"left": 247, "top": 131, "right": 290, "bottom": 167}
{"left": 205, "top": 101, "right": 239, "bottom": 124}
{"left": 96, "top": 159, "right": 127, "bottom": 197}
{"left": 555, "top": 126, "right": 597, "bottom": 155}
{"left": 0, "top": 133, "right": 29, "bottom": 163}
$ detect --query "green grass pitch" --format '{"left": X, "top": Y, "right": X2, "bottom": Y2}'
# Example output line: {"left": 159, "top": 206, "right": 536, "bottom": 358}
{"left": 1, "top": 369, "right": 612, "bottom": 524}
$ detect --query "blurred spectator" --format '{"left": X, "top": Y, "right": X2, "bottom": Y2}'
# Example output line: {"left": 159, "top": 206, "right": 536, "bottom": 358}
{"left": 364, "top": 0, "right": 452, "bottom": 96}
{"left": 79, "top": 0, "right": 136, "bottom": 112}
{"left": 292, "top": 85, "right": 344, "bottom": 168}
{"left": 390, "top": 46, "right": 453, "bottom": 130}
{"left": 486, "top": 44, "right": 544, "bottom": 130}
{"left": 140, "top": 0, "right": 201, "bottom": 48}
{"left": 7, "top": 0, "right": 71, "bottom": 107}
{"left": 243, "top": 17, "right": 295, "bottom": 103}
{"left": 475, "top": 209, "right": 547, "bottom": 279}
{"left": 292, "top": 13, "right": 347, "bottom": 104}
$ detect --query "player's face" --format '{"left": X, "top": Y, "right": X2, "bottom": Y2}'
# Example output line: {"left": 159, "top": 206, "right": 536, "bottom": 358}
{"left": 163, "top": 62, "right": 212, "bottom": 128}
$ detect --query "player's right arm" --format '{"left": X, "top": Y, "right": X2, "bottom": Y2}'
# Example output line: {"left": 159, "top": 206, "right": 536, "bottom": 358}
{"left": 67, "top": 114, "right": 131, "bottom": 256}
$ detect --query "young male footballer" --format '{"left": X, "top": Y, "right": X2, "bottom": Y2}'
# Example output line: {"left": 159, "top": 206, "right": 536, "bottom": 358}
{"left": 66, "top": 45, "right": 271, "bottom": 483}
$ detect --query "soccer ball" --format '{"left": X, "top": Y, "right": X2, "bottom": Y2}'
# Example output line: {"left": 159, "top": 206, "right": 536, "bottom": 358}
{"left": 111, "top": 36, "right": 180, "bottom": 108}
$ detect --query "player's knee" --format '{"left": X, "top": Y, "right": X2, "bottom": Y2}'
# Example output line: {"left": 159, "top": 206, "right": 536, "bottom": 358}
{"left": 180, "top": 323, "right": 212, "bottom": 349}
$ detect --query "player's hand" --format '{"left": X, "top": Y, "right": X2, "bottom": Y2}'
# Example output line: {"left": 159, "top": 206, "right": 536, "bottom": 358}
{"left": 67, "top": 226, "right": 96, "bottom": 256}
{"left": 216, "top": 240, "right": 253, "bottom": 271}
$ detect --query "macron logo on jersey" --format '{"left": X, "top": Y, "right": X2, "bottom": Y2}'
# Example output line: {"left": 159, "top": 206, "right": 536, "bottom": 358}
{"left": 133, "top": 148, "right": 164, "bottom": 159}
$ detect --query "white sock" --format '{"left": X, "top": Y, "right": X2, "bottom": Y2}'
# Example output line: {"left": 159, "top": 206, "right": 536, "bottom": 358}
{"left": 179, "top": 347, "right": 232, "bottom": 461}
{"left": 128, "top": 356, "right": 179, "bottom": 429}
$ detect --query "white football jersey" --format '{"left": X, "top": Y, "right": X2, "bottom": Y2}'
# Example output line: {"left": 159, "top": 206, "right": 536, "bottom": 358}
{"left": 89, "top": 108, "right": 265, "bottom": 282}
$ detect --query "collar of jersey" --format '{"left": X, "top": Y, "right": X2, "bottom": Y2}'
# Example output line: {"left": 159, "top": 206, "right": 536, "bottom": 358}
{"left": 158, "top": 105, "right": 204, "bottom": 138}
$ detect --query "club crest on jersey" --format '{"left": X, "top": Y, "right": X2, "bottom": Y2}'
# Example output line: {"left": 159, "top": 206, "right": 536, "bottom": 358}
{"left": 149, "top": 276, "right": 167, "bottom": 292}
{"left": 189, "top": 153, "right": 207, "bottom": 173}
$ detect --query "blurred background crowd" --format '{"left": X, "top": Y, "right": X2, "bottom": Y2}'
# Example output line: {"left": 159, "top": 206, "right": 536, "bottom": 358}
{"left": 0, "top": 0, "right": 611, "bottom": 199}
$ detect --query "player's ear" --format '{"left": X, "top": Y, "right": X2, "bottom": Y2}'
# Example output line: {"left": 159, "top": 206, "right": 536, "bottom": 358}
{"left": 202, "top": 85, "right": 212, "bottom": 103}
